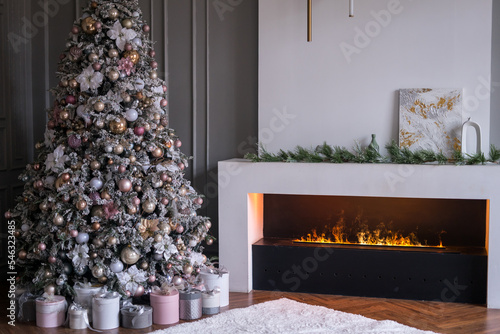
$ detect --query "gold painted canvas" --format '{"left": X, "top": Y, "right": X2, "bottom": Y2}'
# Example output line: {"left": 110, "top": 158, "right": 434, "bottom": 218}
{"left": 399, "top": 88, "right": 462, "bottom": 158}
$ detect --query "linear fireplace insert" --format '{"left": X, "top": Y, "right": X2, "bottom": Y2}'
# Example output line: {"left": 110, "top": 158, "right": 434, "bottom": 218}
{"left": 252, "top": 194, "right": 488, "bottom": 304}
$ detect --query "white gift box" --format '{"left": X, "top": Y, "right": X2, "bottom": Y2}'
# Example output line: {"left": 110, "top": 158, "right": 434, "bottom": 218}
{"left": 73, "top": 283, "right": 102, "bottom": 322}
{"left": 202, "top": 291, "right": 220, "bottom": 315}
{"left": 200, "top": 267, "right": 229, "bottom": 307}
{"left": 92, "top": 291, "right": 120, "bottom": 330}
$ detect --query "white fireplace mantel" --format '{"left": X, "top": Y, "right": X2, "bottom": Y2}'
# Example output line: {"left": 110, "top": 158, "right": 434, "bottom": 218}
{"left": 218, "top": 159, "right": 500, "bottom": 309}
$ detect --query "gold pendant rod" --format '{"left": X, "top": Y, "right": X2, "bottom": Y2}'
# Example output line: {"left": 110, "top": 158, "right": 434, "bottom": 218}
{"left": 307, "top": 0, "right": 312, "bottom": 42}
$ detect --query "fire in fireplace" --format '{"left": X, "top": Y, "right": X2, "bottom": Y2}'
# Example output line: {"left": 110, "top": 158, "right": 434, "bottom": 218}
{"left": 252, "top": 194, "right": 488, "bottom": 304}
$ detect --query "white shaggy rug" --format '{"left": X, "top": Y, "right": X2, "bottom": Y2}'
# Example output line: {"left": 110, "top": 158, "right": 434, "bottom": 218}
{"left": 152, "top": 298, "right": 439, "bottom": 334}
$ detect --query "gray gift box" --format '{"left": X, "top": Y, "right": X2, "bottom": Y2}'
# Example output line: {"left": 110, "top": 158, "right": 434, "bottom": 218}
{"left": 121, "top": 305, "right": 153, "bottom": 329}
{"left": 179, "top": 290, "right": 202, "bottom": 320}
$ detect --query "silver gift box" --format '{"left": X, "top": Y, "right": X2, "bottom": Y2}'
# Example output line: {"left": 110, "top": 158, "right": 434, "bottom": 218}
{"left": 179, "top": 290, "right": 202, "bottom": 320}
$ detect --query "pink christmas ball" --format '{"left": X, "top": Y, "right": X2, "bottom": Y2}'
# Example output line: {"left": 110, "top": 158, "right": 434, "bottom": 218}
{"left": 163, "top": 85, "right": 167, "bottom": 92}
{"left": 72, "top": 26, "right": 79, "bottom": 34}
{"left": 134, "top": 127, "right": 145, "bottom": 136}
{"left": 125, "top": 290, "right": 131, "bottom": 298}
{"left": 47, "top": 120, "right": 56, "bottom": 129}
{"left": 178, "top": 163, "right": 185, "bottom": 170}
{"left": 160, "top": 173, "right": 168, "bottom": 182}
{"left": 38, "top": 243, "right": 46, "bottom": 251}
{"left": 118, "top": 179, "right": 132, "bottom": 192}
{"left": 70, "top": 230, "right": 79, "bottom": 238}
{"left": 95, "top": 22, "right": 102, "bottom": 30}
{"left": 175, "top": 254, "right": 183, "bottom": 261}
{"left": 150, "top": 61, "right": 158, "bottom": 69}
{"left": 132, "top": 197, "right": 141, "bottom": 206}
{"left": 134, "top": 285, "right": 145, "bottom": 297}
{"left": 93, "top": 63, "right": 101, "bottom": 71}
{"left": 176, "top": 225, "right": 184, "bottom": 233}
{"left": 148, "top": 275, "right": 156, "bottom": 283}
{"left": 4, "top": 211, "right": 12, "bottom": 219}
{"left": 66, "top": 95, "right": 76, "bottom": 105}
{"left": 161, "top": 197, "right": 169, "bottom": 205}
{"left": 68, "top": 135, "right": 82, "bottom": 149}
{"left": 160, "top": 99, "right": 168, "bottom": 107}
{"left": 143, "top": 25, "right": 150, "bottom": 33}
{"left": 149, "top": 50, "right": 156, "bottom": 57}
{"left": 48, "top": 256, "right": 57, "bottom": 264}
{"left": 125, "top": 43, "right": 133, "bottom": 51}
{"left": 195, "top": 197, "right": 203, "bottom": 205}
{"left": 118, "top": 165, "right": 126, "bottom": 173}
{"left": 174, "top": 140, "right": 182, "bottom": 148}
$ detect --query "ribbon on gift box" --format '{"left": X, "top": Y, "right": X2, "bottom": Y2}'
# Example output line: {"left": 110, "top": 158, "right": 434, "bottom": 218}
{"left": 204, "top": 262, "right": 229, "bottom": 278}
{"left": 66, "top": 303, "right": 101, "bottom": 332}
{"left": 202, "top": 286, "right": 221, "bottom": 297}
{"left": 121, "top": 301, "right": 146, "bottom": 327}
{"left": 35, "top": 294, "right": 68, "bottom": 314}
{"left": 94, "top": 287, "right": 121, "bottom": 300}
{"left": 18, "top": 291, "right": 39, "bottom": 320}
{"left": 151, "top": 283, "right": 177, "bottom": 296}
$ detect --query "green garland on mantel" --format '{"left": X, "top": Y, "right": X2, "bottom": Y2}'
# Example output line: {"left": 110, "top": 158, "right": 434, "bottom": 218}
{"left": 244, "top": 140, "right": 500, "bottom": 165}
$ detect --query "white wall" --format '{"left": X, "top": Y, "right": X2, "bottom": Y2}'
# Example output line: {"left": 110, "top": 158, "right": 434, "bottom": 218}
{"left": 259, "top": 0, "right": 493, "bottom": 154}
{"left": 491, "top": 1, "right": 500, "bottom": 147}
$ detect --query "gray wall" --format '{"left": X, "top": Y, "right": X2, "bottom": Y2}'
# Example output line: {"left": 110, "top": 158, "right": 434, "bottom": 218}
{"left": 491, "top": 1, "right": 500, "bottom": 147}
{"left": 0, "top": 0, "right": 258, "bottom": 261}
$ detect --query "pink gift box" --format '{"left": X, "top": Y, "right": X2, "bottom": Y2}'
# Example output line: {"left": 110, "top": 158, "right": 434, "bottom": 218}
{"left": 149, "top": 290, "right": 179, "bottom": 325}
{"left": 35, "top": 296, "right": 67, "bottom": 328}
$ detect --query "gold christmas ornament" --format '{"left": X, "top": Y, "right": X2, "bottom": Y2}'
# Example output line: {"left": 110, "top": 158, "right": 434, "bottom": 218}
{"left": 122, "top": 18, "right": 133, "bottom": 28}
{"left": 128, "top": 206, "right": 138, "bottom": 214}
{"left": 94, "top": 101, "right": 105, "bottom": 112}
{"left": 109, "top": 117, "right": 127, "bottom": 134}
{"left": 53, "top": 214, "right": 64, "bottom": 226}
{"left": 121, "top": 247, "right": 140, "bottom": 265}
{"left": 108, "top": 236, "right": 118, "bottom": 245}
{"left": 18, "top": 250, "right": 27, "bottom": 260}
{"left": 98, "top": 276, "right": 108, "bottom": 284}
{"left": 81, "top": 17, "right": 98, "bottom": 35}
{"left": 152, "top": 147, "right": 163, "bottom": 158}
{"left": 109, "top": 8, "right": 119, "bottom": 19}
{"left": 159, "top": 222, "right": 171, "bottom": 234}
{"left": 142, "top": 200, "right": 156, "bottom": 213}
{"left": 108, "top": 70, "right": 120, "bottom": 82}
{"left": 101, "top": 190, "right": 111, "bottom": 200}
{"left": 76, "top": 200, "right": 87, "bottom": 211}
{"left": 108, "top": 49, "right": 119, "bottom": 58}
{"left": 69, "top": 79, "right": 79, "bottom": 89}
{"left": 93, "top": 238, "right": 104, "bottom": 247}
{"left": 129, "top": 155, "right": 136, "bottom": 163}
{"left": 92, "top": 266, "right": 104, "bottom": 278}
{"left": 90, "top": 160, "right": 101, "bottom": 170}
{"left": 92, "top": 222, "right": 101, "bottom": 231}
{"left": 154, "top": 234, "right": 163, "bottom": 243}
{"left": 44, "top": 284, "right": 56, "bottom": 295}
{"left": 113, "top": 144, "right": 124, "bottom": 154}
{"left": 123, "top": 50, "right": 140, "bottom": 64}
{"left": 60, "top": 110, "right": 70, "bottom": 121}
{"left": 139, "top": 261, "right": 149, "bottom": 270}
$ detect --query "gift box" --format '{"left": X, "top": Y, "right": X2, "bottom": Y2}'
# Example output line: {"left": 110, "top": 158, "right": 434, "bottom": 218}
{"left": 16, "top": 289, "right": 37, "bottom": 322}
{"left": 35, "top": 295, "right": 67, "bottom": 328}
{"left": 92, "top": 291, "right": 120, "bottom": 330}
{"left": 179, "top": 289, "right": 202, "bottom": 320}
{"left": 121, "top": 304, "right": 153, "bottom": 329}
{"left": 150, "top": 288, "right": 179, "bottom": 325}
{"left": 73, "top": 282, "right": 102, "bottom": 322}
{"left": 202, "top": 290, "right": 220, "bottom": 315}
{"left": 200, "top": 266, "right": 230, "bottom": 307}
{"left": 68, "top": 303, "right": 90, "bottom": 330}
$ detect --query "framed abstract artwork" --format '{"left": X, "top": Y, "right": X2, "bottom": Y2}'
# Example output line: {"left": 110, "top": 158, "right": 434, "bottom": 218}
{"left": 399, "top": 88, "right": 463, "bottom": 158}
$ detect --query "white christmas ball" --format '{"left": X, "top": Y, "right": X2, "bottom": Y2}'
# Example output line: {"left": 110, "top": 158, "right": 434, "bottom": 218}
{"left": 104, "top": 145, "right": 113, "bottom": 153}
{"left": 132, "top": 37, "right": 142, "bottom": 45}
{"left": 76, "top": 232, "right": 89, "bottom": 244}
{"left": 110, "top": 260, "right": 124, "bottom": 273}
{"left": 90, "top": 178, "right": 103, "bottom": 190}
{"left": 21, "top": 224, "right": 29, "bottom": 232}
{"left": 125, "top": 109, "right": 138, "bottom": 122}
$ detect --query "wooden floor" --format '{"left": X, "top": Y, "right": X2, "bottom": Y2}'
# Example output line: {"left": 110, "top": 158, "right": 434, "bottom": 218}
{"left": 1, "top": 291, "right": 500, "bottom": 334}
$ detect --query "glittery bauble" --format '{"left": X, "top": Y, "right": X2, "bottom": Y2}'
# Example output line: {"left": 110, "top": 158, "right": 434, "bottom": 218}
{"left": 179, "top": 187, "right": 188, "bottom": 196}
{"left": 172, "top": 276, "right": 182, "bottom": 286}
{"left": 81, "top": 17, "right": 98, "bottom": 34}
{"left": 122, "top": 18, "right": 133, "bottom": 28}
{"left": 109, "top": 8, "right": 119, "bottom": 19}
{"left": 108, "top": 49, "right": 119, "bottom": 58}
{"left": 108, "top": 70, "right": 120, "bottom": 82}
{"left": 95, "top": 119, "right": 105, "bottom": 129}
{"left": 109, "top": 117, "right": 127, "bottom": 134}
{"left": 183, "top": 264, "right": 193, "bottom": 275}
{"left": 142, "top": 201, "right": 156, "bottom": 213}
{"left": 110, "top": 260, "right": 124, "bottom": 273}
{"left": 44, "top": 284, "right": 56, "bottom": 296}
{"left": 151, "top": 61, "right": 158, "bottom": 69}
{"left": 94, "top": 101, "right": 105, "bottom": 112}
{"left": 90, "top": 160, "right": 101, "bottom": 170}
{"left": 118, "top": 179, "right": 132, "bottom": 192}
{"left": 152, "top": 148, "right": 163, "bottom": 158}
{"left": 76, "top": 200, "right": 87, "bottom": 210}
{"left": 92, "top": 266, "right": 104, "bottom": 278}
{"left": 134, "top": 285, "right": 145, "bottom": 297}
{"left": 149, "top": 50, "right": 156, "bottom": 57}
{"left": 121, "top": 247, "right": 140, "bottom": 265}
{"left": 123, "top": 50, "right": 140, "bottom": 64}
{"left": 18, "top": 250, "right": 27, "bottom": 260}
{"left": 53, "top": 214, "right": 64, "bottom": 226}
{"left": 68, "top": 135, "right": 82, "bottom": 149}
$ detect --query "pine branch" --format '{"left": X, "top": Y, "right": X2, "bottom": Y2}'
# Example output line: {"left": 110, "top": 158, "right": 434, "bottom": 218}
{"left": 489, "top": 145, "right": 500, "bottom": 162}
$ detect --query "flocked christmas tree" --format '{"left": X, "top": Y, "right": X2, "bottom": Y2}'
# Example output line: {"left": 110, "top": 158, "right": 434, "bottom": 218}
{"left": 6, "top": 0, "right": 213, "bottom": 298}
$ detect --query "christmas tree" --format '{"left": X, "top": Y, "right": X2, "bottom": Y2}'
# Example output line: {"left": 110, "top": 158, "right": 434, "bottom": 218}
{"left": 6, "top": 0, "right": 213, "bottom": 298}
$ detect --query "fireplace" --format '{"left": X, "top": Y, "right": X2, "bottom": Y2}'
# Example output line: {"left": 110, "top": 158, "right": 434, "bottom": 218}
{"left": 252, "top": 194, "right": 488, "bottom": 303}
{"left": 218, "top": 160, "right": 500, "bottom": 308}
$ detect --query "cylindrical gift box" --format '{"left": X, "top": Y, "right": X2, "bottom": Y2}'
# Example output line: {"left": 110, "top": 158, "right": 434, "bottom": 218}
{"left": 121, "top": 305, "right": 153, "bottom": 329}
{"left": 202, "top": 292, "right": 220, "bottom": 315}
{"left": 74, "top": 283, "right": 101, "bottom": 322}
{"left": 68, "top": 307, "right": 88, "bottom": 330}
{"left": 150, "top": 290, "right": 179, "bottom": 325}
{"left": 35, "top": 296, "right": 67, "bottom": 328}
{"left": 92, "top": 292, "right": 120, "bottom": 330}
{"left": 179, "top": 290, "right": 202, "bottom": 320}
{"left": 200, "top": 268, "right": 230, "bottom": 307}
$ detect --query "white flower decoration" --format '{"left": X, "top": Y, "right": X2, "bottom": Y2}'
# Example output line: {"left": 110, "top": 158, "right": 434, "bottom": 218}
{"left": 163, "top": 244, "right": 179, "bottom": 261}
{"left": 76, "top": 65, "right": 104, "bottom": 92}
{"left": 45, "top": 145, "right": 69, "bottom": 172}
{"left": 116, "top": 265, "right": 147, "bottom": 292}
{"left": 44, "top": 129, "right": 56, "bottom": 148}
{"left": 189, "top": 252, "right": 205, "bottom": 266}
{"left": 107, "top": 21, "right": 137, "bottom": 51}
{"left": 68, "top": 244, "right": 89, "bottom": 268}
